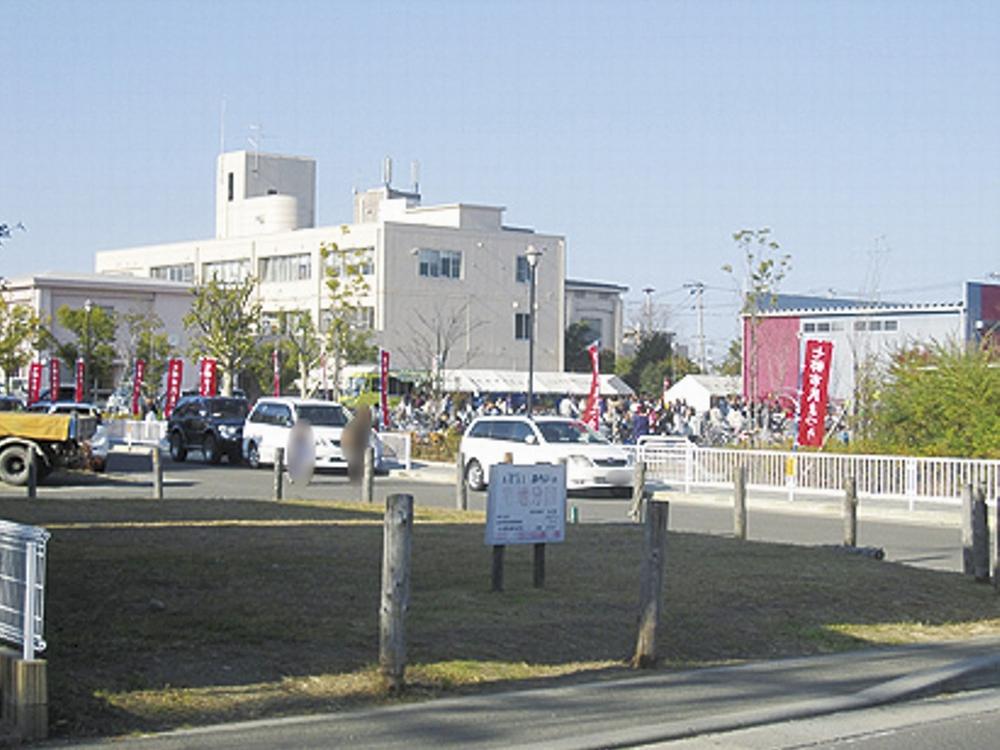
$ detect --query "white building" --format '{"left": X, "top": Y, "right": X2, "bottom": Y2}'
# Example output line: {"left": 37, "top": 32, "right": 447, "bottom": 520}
{"left": 96, "top": 151, "right": 567, "bottom": 375}
{"left": 565, "top": 279, "right": 628, "bottom": 358}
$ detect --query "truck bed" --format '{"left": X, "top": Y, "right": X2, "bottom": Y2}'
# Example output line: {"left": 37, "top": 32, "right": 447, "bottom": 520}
{"left": 0, "top": 413, "right": 96, "bottom": 442}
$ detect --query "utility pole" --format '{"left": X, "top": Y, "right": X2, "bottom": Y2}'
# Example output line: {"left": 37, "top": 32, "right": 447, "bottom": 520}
{"left": 641, "top": 287, "right": 655, "bottom": 336}
{"left": 684, "top": 282, "right": 706, "bottom": 372}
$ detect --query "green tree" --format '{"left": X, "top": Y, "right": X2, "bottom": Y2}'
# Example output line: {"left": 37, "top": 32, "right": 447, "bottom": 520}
{"left": 723, "top": 228, "right": 791, "bottom": 438}
{"left": 184, "top": 276, "right": 262, "bottom": 396}
{"left": 564, "top": 322, "right": 615, "bottom": 373}
{"left": 866, "top": 342, "right": 1000, "bottom": 458}
{"left": 52, "top": 303, "right": 118, "bottom": 400}
{"left": 278, "top": 310, "right": 323, "bottom": 398}
{"left": 245, "top": 339, "right": 299, "bottom": 402}
{"left": 718, "top": 338, "right": 742, "bottom": 376}
{"left": 321, "top": 243, "right": 376, "bottom": 399}
{"left": 119, "top": 309, "right": 174, "bottom": 400}
{"left": 621, "top": 331, "right": 673, "bottom": 392}
{"left": 0, "top": 294, "right": 44, "bottom": 390}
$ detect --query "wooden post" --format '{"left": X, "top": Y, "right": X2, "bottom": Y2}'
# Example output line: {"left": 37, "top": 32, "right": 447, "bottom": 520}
{"left": 273, "top": 447, "right": 284, "bottom": 501}
{"left": 993, "top": 496, "right": 1000, "bottom": 593}
{"left": 491, "top": 453, "right": 513, "bottom": 592}
{"left": 380, "top": 493, "right": 413, "bottom": 692}
{"left": 962, "top": 483, "right": 974, "bottom": 575}
{"left": 0, "top": 652, "right": 48, "bottom": 742}
{"left": 151, "top": 447, "right": 163, "bottom": 500}
{"left": 362, "top": 445, "right": 374, "bottom": 504}
{"left": 26, "top": 449, "right": 36, "bottom": 499}
{"left": 629, "top": 459, "right": 647, "bottom": 522}
{"left": 973, "top": 485, "right": 990, "bottom": 583}
{"left": 733, "top": 465, "right": 747, "bottom": 540}
{"left": 843, "top": 476, "right": 858, "bottom": 547}
{"left": 533, "top": 543, "right": 545, "bottom": 588}
{"left": 456, "top": 450, "right": 468, "bottom": 510}
{"left": 633, "top": 499, "right": 669, "bottom": 668}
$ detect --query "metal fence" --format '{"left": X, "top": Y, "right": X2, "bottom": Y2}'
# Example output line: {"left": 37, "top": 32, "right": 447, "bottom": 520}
{"left": 636, "top": 437, "right": 1000, "bottom": 509}
{"left": 379, "top": 432, "right": 412, "bottom": 470}
{"left": 0, "top": 521, "right": 49, "bottom": 660}
{"left": 104, "top": 419, "right": 167, "bottom": 448}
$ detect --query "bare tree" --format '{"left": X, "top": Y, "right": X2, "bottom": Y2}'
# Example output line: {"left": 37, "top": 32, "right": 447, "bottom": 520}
{"left": 400, "top": 301, "right": 485, "bottom": 408}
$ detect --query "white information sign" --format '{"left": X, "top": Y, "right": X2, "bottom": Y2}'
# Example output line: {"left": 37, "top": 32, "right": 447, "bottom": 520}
{"left": 485, "top": 464, "right": 567, "bottom": 546}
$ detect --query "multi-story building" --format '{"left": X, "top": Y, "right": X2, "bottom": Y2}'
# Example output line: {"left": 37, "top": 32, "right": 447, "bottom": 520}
{"left": 564, "top": 279, "right": 628, "bottom": 358}
{"left": 96, "top": 151, "right": 567, "bottom": 375}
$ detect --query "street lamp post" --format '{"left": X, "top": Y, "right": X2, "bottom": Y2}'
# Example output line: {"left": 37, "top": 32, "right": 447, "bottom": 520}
{"left": 525, "top": 245, "right": 542, "bottom": 417}
{"left": 83, "top": 299, "right": 93, "bottom": 403}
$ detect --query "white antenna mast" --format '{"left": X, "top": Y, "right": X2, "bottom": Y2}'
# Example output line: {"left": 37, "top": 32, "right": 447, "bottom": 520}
{"left": 411, "top": 159, "right": 420, "bottom": 194}
{"left": 382, "top": 156, "right": 393, "bottom": 187}
{"left": 248, "top": 124, "right": 262, "bottom": 174}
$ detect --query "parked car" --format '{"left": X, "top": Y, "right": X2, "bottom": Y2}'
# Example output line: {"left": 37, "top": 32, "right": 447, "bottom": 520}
{"left": 0, "top": 395, "right": 24, "bottom": 412}
{"left": 167, "top": 395, "right": 248, "bottom": 464}
{"left": 459, "top": 415, "right": 634, "bottom": 491}
{"left": 242, "top": 397, "right": 384, "bottom": 471}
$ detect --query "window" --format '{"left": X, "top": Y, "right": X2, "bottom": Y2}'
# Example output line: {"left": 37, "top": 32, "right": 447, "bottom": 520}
{"left": 516, "top": 256, "right": 531, "bottom": 283}
{"left": 884, "top": 320, "right": 898, "bottom": 331}
{"left": 803, "top": 323, "right": 816, "bottom": 333}
{"left": 319, "top": 306, "right": 375, "bottom": 332}
{"left": 151, "top": 264, "right": 194, "bottom": 283}
{"left": 227, "top": 172, "right": 234, "bottom": 202}
{"left": 868, "top": 320, "right": 883, "bottom": 331}
{"left": 418, "top": 249, "right": 462, "bottom": 279}
{"left": 326, "top": 247, "right": 374, "bottom": 277}
{"left": 259, "top": 253, "right": 312, "bottom": 283}
{"left": 202, "top": 258, "right": 250, "bottom": 283}
{"left": 515, "top": 312, "right": 531, "bottom": 340}
{"left": 817, "top": 322, "right": 831, "bottom": 332}
{"left": 854, "top": 321, "right": 867, "bottom": 331}
{"left": 580, "top": 317, "right": 603, "bottom": 342}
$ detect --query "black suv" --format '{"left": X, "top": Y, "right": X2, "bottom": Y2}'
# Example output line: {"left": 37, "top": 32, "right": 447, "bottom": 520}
{"left": 167, "top": 396, "right": 248, "bottom": 464}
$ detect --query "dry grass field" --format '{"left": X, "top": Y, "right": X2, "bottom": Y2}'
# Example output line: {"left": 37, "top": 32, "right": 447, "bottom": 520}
{"left": 0, "top": 495, "right": 997, "bottom": 739}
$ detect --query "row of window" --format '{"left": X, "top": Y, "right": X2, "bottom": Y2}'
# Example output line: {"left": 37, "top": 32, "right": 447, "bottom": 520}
{"left": 417, "top": 250, "right": 536, "bottom": 284}
{"left": 151, "top": 248, "right": 376, "bottom": 285}
{"left": 803, "top": 320, "right": 899, "bottom": 334}
{"left": 261, "top": 307, "right": 375, "bottom": 334}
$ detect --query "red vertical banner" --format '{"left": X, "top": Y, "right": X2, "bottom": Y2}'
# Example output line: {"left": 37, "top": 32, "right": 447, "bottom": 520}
{"left": 165, "top": 358, "right": 183, "bottom": 418}
{"left": 27, "top": 362, "right": 42, "bottom": 406}
{"left": 49, "top": 358, "right": 61, "bottom": 402}
{"left": 131, "top": 359, "right": 146, "bottom": 416}
{"left": 74, "top": 358, "right": 85, "bottom": 403}
{"left": 581, "top": 342, "right": 601, "bottom": 431}
{"left": 379, "top": 349, "right": 390, "bottom": 429}
{"left": 199, "top": 358, "right": 217, "bottom": 397}
{"left": 272, "top": 348, "right": 280, "bottom": 397}
{"left": 797, "top": 340, "right": 834, "bottom": 447}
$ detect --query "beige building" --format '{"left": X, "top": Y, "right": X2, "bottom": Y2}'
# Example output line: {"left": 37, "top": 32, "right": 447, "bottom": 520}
{"left": 565, "top": 278, "right": 628, "bottom": 358}
{"left": 96, "top": 150, "right": 567, "bottom": 375}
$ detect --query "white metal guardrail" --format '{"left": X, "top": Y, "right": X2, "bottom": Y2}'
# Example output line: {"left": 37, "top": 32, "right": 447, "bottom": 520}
{"left": 637, "top": 438, "right": 1000, "bottom": 509}
{"left": 379, "top": 432, "right": 412, "bottom": 470}
{"left": 104, "top": 420, "right": 167, "bottom": 448}
{"left": 0, "top": 521, "right": 49, "bottom": 660}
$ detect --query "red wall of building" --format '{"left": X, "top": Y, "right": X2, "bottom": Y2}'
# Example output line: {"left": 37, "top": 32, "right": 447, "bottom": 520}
{"left": 743, "top": 316, "right": 800, "bottom": 404}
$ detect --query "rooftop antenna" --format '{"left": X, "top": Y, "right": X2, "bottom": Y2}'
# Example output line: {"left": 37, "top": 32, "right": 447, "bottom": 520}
{"left": 382, "top": 156, "right": 393, "bottom": 188}
{"left": 411, "top": 159, "right": 420, "bottom": 194}
{"left": 248, "top": 124, "right": 262, "bottom": 174}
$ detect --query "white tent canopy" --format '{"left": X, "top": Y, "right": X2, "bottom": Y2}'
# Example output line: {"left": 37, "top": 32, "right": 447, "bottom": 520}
{"left": 440, "top": 369, "right": 634, "bottom": 397}
{"left": 663, "top": 375, "right": 740, "bottom": 412}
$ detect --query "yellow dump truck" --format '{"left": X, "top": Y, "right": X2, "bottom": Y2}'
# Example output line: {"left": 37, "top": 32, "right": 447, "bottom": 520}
{"left": 0, "top": 413, "right": 99, "bottom": 486}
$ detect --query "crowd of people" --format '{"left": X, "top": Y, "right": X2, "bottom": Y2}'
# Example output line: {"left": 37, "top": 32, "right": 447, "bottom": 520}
{"left": 387, "top": 390, "right": 799, "bottom": 446}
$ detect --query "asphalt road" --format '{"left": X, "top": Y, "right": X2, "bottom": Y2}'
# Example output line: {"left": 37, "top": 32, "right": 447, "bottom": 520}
{"left": 0, "top": 452, "right": 965, "bottom": 573}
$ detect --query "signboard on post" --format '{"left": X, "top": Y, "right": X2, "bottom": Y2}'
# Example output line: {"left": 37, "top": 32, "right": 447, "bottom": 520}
{"left": 485, "top": 464, "right": 567, "bottom": 546}
{"left": 199, "top": 358, "right": 217, "bottom": 397}
{"left": 797, "top": 340, "right": 834, "bottom": 447}
{"left": 164, "top": 358, "right": 183, "bottom": 418}
{"left": 74, "top": 358, "right": 85, "bottom": 403}
{"left": 27, "top": 362, "right": 42, "bottom": 406}
{"left": 379, "top": 349, "right": 390, "bottom": 429}
{"left": 131, "top": 359, "right": 145, "bottom": 416}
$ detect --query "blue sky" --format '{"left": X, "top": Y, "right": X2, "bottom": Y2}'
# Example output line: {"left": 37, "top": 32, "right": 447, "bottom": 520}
{"left": 2, "top": 0, "right": 998, "bottom": 359}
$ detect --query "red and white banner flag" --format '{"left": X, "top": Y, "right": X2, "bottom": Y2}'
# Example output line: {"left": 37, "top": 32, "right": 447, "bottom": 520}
{"left": 131, "top": 359, "right": 146, "bottom": 416}
{"left": 165, "top": 358, "right": 183, "bottom": 418}
{"left": 797, "top": 340, "right": 834, "bottom": 447}
{"left": 272, "top": 348, "right": 280, "bottom": 397}
{"left": 581, "top": 342, "right": 601, "bottom": 431}
{"left": 27, "top": 362, "right": 42, "bottom": 406}
{"left": 379, "top": 349, "right": 390, "bottom": 429}
{"left": 199, "top": 358, "right": 218, "bottom": 397}
{"left": 74, "top": 358, "right": 85, "bottom": 403}
{"left": 49, "top": 358, "right": 61, "bottom": 402}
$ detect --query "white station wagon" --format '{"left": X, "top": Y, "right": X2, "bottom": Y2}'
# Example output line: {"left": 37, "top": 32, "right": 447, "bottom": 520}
{"left": 459, "top": 415, "right": 633, "bottom": 491}
{"left": 242, "top": 397, "right": 383, "bottom": 471}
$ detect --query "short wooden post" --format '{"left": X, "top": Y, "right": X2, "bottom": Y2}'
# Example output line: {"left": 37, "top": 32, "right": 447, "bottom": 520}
{"left": 633, "top": 499, "right": 669, "bottom": 668}
{"left": 0, "top": 652, "right": 48, "bottom": 742}
{"left": 380, "top": 493, "right": 413, "bottom": 692}
{"left": 491, "top": 453, "right": 513, "bottom": 592}
{"left": 26, "top": 450, "right": 36, "bottom": 499}
{"left": 273, "top": 447, "right": 285, "bottom": 501}
{"left": 973, "top": 485, "right": 990, "bottom": 583}
{"left": 629, "top": 459, "right": 647, "bottom": 522}
{"left": 533, "top": 543, "right": 545, "bottom": 588}
{"left": 151, "top": 448, "right": 163, "bottom": 500}
{"left": 843, "top": 476, "right": 858, "bottom": 547}
{"left": 733, "top": 465, "right": 747, "bottom": 540}
{"left": 362, "top": 445, "right": 374, "bottom": 504}
{"left": 456, "top": 450, "right": 468, "bottom": 510}
{"left": 962, "top": 483, "right": 974, "bottom": 575}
